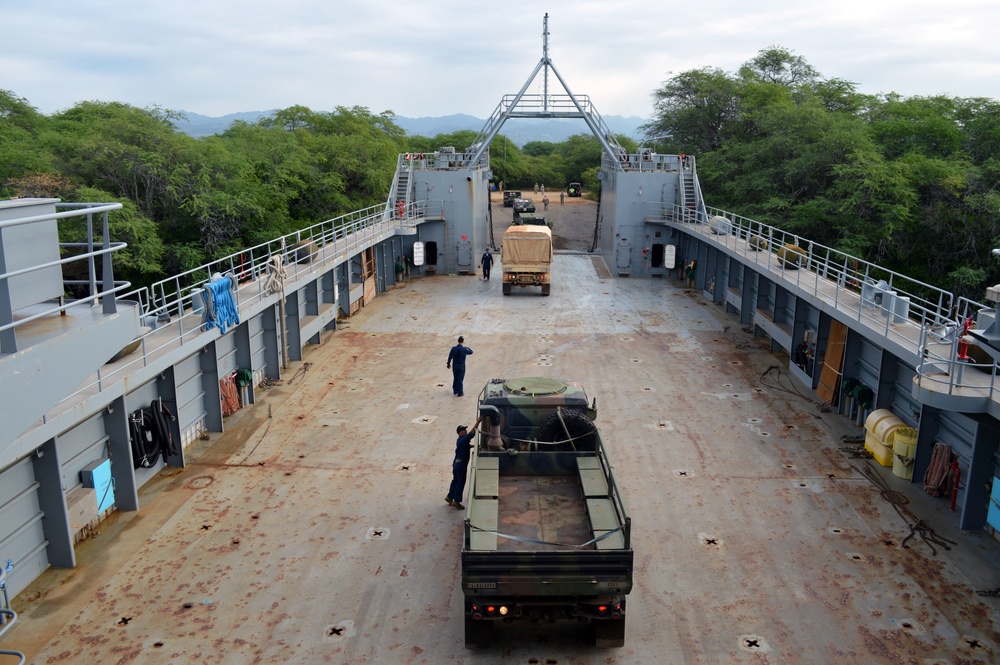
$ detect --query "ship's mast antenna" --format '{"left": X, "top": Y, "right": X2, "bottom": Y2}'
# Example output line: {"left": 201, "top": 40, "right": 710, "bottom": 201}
{"left": 542, "top": 13, "right": 550, "bottom": 112}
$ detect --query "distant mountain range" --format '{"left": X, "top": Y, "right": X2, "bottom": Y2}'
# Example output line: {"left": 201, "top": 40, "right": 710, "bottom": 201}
{"left": 173, "top": 111, "right": 649, "bottom": 146}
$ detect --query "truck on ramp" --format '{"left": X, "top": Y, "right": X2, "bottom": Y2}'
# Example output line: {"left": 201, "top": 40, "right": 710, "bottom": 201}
{"left": 500, "top": 223, "right": 553, "bottom": 295}
{"left": 462, "top": 377, "right": 632, "bottom": 649}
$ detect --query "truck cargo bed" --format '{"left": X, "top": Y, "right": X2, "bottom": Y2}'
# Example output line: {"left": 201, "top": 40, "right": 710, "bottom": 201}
{"left": 496, "top": 475, "right": 592, "bottom": 551}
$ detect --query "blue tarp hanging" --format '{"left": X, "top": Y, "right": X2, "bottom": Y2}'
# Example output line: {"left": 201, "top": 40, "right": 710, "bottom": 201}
{"left": 203, "top": 275, "right": 240, "bottom": 333}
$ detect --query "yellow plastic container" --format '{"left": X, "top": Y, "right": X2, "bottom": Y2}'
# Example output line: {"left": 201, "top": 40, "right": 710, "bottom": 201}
{"left": 870, "top": 440, "right": 895, "bottom": 467}
{"left": 892, "top": 427, "right": 917, "bottom": 458}
{"left": 864, "top": 409, "right": 906, "bottom": 466}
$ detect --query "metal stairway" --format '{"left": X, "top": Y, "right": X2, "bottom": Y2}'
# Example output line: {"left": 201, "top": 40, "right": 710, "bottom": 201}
{"left": 395, "top": 167, "right": 410, "bottom": 208}
{"left": 678, "top": 157, "right": 698, "bottom": 222}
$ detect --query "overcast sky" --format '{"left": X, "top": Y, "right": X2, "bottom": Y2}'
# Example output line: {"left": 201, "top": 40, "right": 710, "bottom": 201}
{"left": 4, "top": 0, "right": 998, "bottom": 124}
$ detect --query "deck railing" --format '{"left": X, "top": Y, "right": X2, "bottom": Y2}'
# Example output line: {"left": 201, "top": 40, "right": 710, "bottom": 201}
{"left": 41, "top": 199, "right": 435, "bottom": 420}
{"left": 658, "top": 203, "right": 1000, "bottom": 403}
{"left": 0, "top": 202, "right": 129, "bottom": 354}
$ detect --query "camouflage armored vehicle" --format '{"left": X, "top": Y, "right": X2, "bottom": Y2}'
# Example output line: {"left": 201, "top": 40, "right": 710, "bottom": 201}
{"left": 513, "top": 213, "right": 552, "bottom": 228}
{"left": 462, "top": 377, "right": 632, "bottom": 649}
{"left": 503, "top": 190, "right": 522, "bottom": 206}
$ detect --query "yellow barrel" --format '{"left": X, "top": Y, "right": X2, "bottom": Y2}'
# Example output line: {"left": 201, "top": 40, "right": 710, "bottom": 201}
{"left": 891, "top": 427, "right": 917, "bottom": 479}
{"left": 892, "top": 427, "right": 917, "bottom": 457}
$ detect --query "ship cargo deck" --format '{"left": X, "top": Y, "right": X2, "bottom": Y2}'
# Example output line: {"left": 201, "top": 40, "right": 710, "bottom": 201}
{"left": 10, "top": 251, "right": 1000, "bottom": 663}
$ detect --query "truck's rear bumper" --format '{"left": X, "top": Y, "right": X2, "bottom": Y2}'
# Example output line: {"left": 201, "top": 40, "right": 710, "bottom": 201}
{"left": 502, "top": 272, "right": 550, "bottom": 285}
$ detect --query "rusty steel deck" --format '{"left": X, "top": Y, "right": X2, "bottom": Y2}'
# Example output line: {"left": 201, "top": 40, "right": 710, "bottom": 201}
{"left": 8, "top": 254, "right": 1000, "bottom": 663}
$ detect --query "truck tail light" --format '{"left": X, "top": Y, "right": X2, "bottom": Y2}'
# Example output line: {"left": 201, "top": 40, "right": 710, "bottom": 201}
{"left": 471, "top": 603, "right": 482, "bottom": 620}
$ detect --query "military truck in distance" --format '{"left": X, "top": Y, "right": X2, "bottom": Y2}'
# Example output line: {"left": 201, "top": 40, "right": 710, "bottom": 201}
{"left": 503, "top": 190, "right": 522, "bottom": 207}
{"left": 500, "top": 223, "right": 552, "bottom": 296}
{"left": 462, "top": 377, "right": 632, "bottom": 649}
{"left": 515, "top": 214, "right": 552, "bottom": 229}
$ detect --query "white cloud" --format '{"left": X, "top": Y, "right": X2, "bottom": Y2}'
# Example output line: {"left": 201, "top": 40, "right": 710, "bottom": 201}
{"left": 2, "top": 0, "right": 998, "bottom": 121}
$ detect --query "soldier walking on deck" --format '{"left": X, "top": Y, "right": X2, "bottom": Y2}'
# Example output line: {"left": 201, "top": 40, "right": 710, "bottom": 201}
{"left": 446, "top": 416, "right": 482, "bottom": 509}
{"left": 447, "top": 336, "right": 473, "bottom": 396}
{"left": 480, "top": 248, "right": 494, "bottom": 281}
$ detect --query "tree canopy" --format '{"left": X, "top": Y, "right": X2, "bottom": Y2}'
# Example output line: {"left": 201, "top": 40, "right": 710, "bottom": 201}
{"left": 645, "top": 47, "right": 1000, "bottom": 299}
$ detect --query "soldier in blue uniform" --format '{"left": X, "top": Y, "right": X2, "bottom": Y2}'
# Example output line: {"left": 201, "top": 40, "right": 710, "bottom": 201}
{"left": 447, "top": 336, "right": 473, "bottom": 396}
{"left": 480, "top": 248, "right": 494, "bottom": 281}
{"left": 446, "top": 416, "right": 482, "bottom": 509}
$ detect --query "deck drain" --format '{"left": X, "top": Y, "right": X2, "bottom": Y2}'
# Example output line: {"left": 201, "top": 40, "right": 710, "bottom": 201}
{"left": 784, "top": 464, "right": 795, "bottom": 470}
{"left": 880, "top": 490, "right": 909, "bottom": 505}
{"left": 412, "top": 415, "right": 437, "bottom": 424}
{"left": 738, "top": 634, "right": 770, "bottom": 653}
{"left": 890, "top": 618, "right": 924, "bottom": 634}
{"left": 641, "top": 386, "right": 655, "bottom": 392}
{"left": 673, "top": 469, "right": 693, "bottom": 477}
{"left": 708, "top": 364, "right": 718, "bottom": 369}
{"left": 621, "top": 336, "right": 633, "bottom": 342}
{"left": 435, "top": 383, "right": 445, "bottom": 388}
{"left": 397, "top": 463, "right": 415, "bottom": 472}
{"left": 654, "top": 421, "right": 674, "bottom": 430}
{"left": 630, "top": 358, "right": 641, "bottom": 364}
{"left": 366, "top": 527, "right": 390, "bottom": 540}
{"left": 730, "top": 361, "right": 743, "bottom": 366}
{"left": 760, "top": 432, "right": 771, "bottom": 437}
{"left": 829, "top": 528, "right": 843, "bottom": 534}
{"left": 847, "top": 552, "right": 864, "bottom": 561}
{"left": 723, "top": 383, "right": 732, "bottom": 388}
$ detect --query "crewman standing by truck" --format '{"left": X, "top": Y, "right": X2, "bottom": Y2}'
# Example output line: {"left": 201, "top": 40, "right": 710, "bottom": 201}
{"left": 446, "top": 416, "right": 482, "bottom": 509}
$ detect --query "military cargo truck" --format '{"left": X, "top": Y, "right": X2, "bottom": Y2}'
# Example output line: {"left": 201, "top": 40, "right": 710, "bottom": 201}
{"left": 500, "top": 223, "right": 552, "bottom": 295}
{"left": 514, "top": 213, "right": 552, "bottom": 228}
{"left": 462, "top": 377, "right": 632, "bottom": 649}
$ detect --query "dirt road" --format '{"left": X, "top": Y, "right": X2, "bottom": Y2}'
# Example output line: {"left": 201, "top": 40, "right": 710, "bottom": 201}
{"left": 489, "top": 190, "right": 597, "bottom": 251}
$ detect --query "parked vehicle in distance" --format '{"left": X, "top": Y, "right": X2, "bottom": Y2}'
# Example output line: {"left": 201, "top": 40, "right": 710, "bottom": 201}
{"left": 503, "top": 190, "right": 522, "bottom": 207}
{"left": 567, "top": 182, "right": 582, "bottom": 197}
{"left": 512, "top": 198, "right": 536, "bottom": 214}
